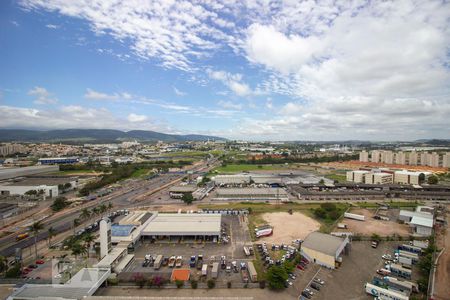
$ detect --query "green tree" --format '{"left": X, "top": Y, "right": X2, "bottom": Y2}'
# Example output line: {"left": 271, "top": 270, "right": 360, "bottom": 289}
{"left": 190, "top": 280, "right": 198, "bottom": 289}
{"left": 319, "top": 179, "right": 325, "bottom": 185}
{"left": 47, "top": 227, "right": 56, "bottom": 247}
{"left": 427, "top": 175, "right": 438, "bottom": 185}
{"left": 207, "top": 279, "right": 216, "bottom": 289}
{"left": 266, "top": 265, "right": 288, "bottom": 290}
{"left": 80, "top": 208, "right": 91, "bottom": 220}
{"left": 70, "top": 242, "right": 87, "bottom": 259}
{"left": 0, "top": 255, "right": 7, "bottom": 275}
{"left": 5, "top": 263, "right": 21, "bottom": 278}
{"left": 30, "top": 221, "right": 44, "bottom": 260}
{"left": 175, "top": 280, "right": 184, "bottom": 288}
{"left": 181, "top": 193, "right": 194, "bottom": 205}
{"left": 51, "top": 196, "right": 69, "bottom": 212}
{"left": 83, "top": 233, "right": 95, "bottom": 258}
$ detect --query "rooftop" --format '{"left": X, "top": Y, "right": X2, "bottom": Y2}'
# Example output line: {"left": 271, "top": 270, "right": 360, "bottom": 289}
{"left": 302, "top": 232, "right": 347, "bottom": 257}
{"left": 216, "top": 187, "right": 288, "bottom": 196}
{"left": 111, "top": 224, "right": 136, "bottom": 237}
{"left": 142, "top": 213, "right": 221, "bottom": 236}
{"left": 1, "top": 176, "right": 77, "bottom": 186}
{"left": 410, "top": 216, "right": 434, "bottom": 228}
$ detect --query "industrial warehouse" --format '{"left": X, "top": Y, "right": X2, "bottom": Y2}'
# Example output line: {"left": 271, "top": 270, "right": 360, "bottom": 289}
{"left": 301, "top": 232, "right": 350, "bottom": 269}
{"left": 141, "top": 212, "right": 222, "bottom": 240}
{"left": 213, "top": 187, "right": 289, "bottom": 202}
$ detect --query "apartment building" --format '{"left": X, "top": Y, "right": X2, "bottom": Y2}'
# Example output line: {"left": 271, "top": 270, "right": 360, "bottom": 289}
{"left": 359, "top": 151, "right": 369, "bottom": 162}
{"left": 408, "top": 151, "right": 418, "bottom": 165}
{"left": 394, "top": 170, "right": 431, "bottom": 185}
{"left": 371, "top": 150, "right": 381, "bottom": 163}
{"left": 395, "top": 152, "right": 406, "bottom": 165}
{"left": 0, "top": 143, "right": 26, "bottom": 157}
{"left": 443, "top": 152, "right": 450, "bottom": 168}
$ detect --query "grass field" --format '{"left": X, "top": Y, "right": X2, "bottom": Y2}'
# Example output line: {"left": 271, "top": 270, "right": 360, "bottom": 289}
{"left": 50, "top": 170, "right": 101, "bottom": 175}
{"left": 213, "top": 163, "right": 291, "bottom": 173}
{"left": 324, "top": 173, "right": 347, "bottom": 182}
{"left": 130, "top": 168, "right": 153, "bottom": 178}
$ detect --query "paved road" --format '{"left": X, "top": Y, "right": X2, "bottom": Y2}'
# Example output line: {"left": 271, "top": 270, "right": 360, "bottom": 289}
{"left": 0, "top": 159, "right": 218, "bottom": 257}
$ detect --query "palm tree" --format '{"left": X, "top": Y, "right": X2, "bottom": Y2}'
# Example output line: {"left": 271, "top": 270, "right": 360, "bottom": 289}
{"left": 73, "top": 218, "right": 81, "bottom": 234}
{"left": 83, "top": 233, "right": 95, "bottom": 258}
{"left": 70, "top": 243, "right": 86, "bottom": 259}
{"left": 47, "top": 227, "right": 56, "bottom": 247}
{"left": 80, "top": 208, "right": 91, "bottom": 220}
{"left": 30, "top": 221, "right": 44, "bottom": 260}
{"left": 92, "top": 207, "right": 100, "bottom": 217}
{"left": 107, "top": 202, "right": 113, "bottom": 211}
{"left": 99, "top": 204, "right": 107, "bottom": 215}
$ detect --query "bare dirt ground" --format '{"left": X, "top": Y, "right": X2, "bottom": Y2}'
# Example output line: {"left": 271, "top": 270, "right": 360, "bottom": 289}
{"left": 336, "top": 208, "right": 410, "bottom": 236}
{"left": 434, "top": 205, "right": 449, "bottom": 300}
{"left": 258, "top": 212, "right": 321, "bottom": 244}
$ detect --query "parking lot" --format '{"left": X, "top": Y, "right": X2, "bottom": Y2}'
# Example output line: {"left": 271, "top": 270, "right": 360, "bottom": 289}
{"left": 122, "top": 215, "right": 254, "bottom": 285}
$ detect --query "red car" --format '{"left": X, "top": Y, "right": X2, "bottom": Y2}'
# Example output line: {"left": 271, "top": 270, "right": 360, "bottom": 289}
{"left": 296, "top": 264, "right": 304, "bottom": 270}
{"left": 35, "top": 259, "right": 45, "bottom": 264}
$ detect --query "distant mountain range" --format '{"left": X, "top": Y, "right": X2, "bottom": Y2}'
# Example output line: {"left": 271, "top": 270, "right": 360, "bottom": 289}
{"left": 0, "top": 129, "right": 224, "bottom": 143}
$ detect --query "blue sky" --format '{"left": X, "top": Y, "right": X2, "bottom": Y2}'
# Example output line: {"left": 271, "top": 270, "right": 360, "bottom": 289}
{"left": 1, "top": 0, "right": 449, "bottom": 141}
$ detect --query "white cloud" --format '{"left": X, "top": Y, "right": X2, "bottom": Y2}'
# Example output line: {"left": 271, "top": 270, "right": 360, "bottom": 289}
{"left": 173, "top": 87, "right": 186, "bottom": 96}
{"left": 0, "top": 105, "right": 168, "bottom": 132}
{"left": 28, "top": 86, "right": 58, "bottom": 105}
{"left": 207, "top": 69, "right": 254, "bottom": 97}
{"left": 84, "top": 88, "right": 131, "bottom": 101}
{"left": 127, "top": 113, "right": 148, "bottom": 123}
{"left": 45, "top": 24, "right": 59, "bottom": 29}
{"left": 217, "top": 100, "right": 242, "bottom": 110}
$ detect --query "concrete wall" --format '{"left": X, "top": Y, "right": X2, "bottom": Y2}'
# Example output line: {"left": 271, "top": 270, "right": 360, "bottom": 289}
{"left": 302, "top": 247, "right": 335, "bottom": 269}
{"left": 0, "top": 185, "right": 58, "bottom": 197}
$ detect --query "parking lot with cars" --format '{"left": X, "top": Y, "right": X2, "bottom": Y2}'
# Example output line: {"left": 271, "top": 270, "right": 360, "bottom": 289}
{"left": 122, "top": 215, "right": 254, "bottom": 285}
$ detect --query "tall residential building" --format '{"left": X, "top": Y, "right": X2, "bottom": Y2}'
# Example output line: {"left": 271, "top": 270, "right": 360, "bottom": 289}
{"left": 359, "top": 151, "right": 369, "bottom": 162}
{"left": 371, "top": 150, "right": 381, "bottom": 163}
{"left": 395, "top": 151, "right": 406, "bottom": 165}
{"left": 419, "top": 152, "right": 429, "bottom": 166}
{"left": 443, "top": 152, "right": 450, "bottom": 168}
{"left": 408, "top": 151, "right": 418, "bottom": 166}
{"left": 0, "top": 143, "right": 26, "bottom": 157}
{"left": 428, "top": 152, "right": 440, "bottom": 168}
{"left": 381, "top": 151, "right": 394, "bottom": 164}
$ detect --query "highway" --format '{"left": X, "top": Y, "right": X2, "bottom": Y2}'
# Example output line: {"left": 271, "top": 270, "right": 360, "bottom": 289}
{"left": 0, "top": 159, "right": 217, "bottom": 257}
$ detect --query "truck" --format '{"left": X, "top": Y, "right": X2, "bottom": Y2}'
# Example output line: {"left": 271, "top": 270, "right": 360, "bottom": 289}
{"left": 384, "top": 276, "right": 419, "bottom": 293}
{"left": 220, "top": 255, "right": 226, "bottom": 269}
{"left": 240, "top": 263, "right": 249, "bottom": 283}
{"left": 168, "top": 256, "right": 176, "bottom": 268}
{"left": 196, "top": 255, "right": 203, "bottom": 270}
{"left": 201, "top": 263, "right": 208, "bottom": 276}
{"left": 395, "top": 250, "right": 418, "bottom": 264}
{"left": 256, "top": 228, "right": 273, "bottom": 238}
{"left": 153, "top": 255, "right": 163, "bottom": 270}
{"left": 344, "top": 212, "right": 365, "bottom": 221}
{"left": 243, "top": 246, "right": 251, "bottom": 256}
{"left": 175, "top": 256, "right": 183, "bottom": 268}
{"left": 337, "top": 223, "right": 348, "bottom": 229}
{"left": 365, "top": 282, "right": 409, "bottom": 300}
{"left": 412, "top": 240, "right": 428, "bottom": 249}
{"left": 247, "top": 261, "right": 257, "bottom": 282}
{"left": 211, "top": 262, "right": 219, "bottom": 279}
{"left": 388, "top": 264, "right": 412, "bottom": 279}
{"left": 399, "top": 244, "right": 422, "bottom": 255}
{"left": 189, "top": 256, "right": 196, "bottom": 268}
{"left": 397, "top": 256, "right": 412, "bottom": 266}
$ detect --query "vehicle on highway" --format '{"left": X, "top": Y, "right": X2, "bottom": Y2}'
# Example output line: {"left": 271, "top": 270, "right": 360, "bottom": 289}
{"left": 35, "top": 259, "right": 45, "bottom": 264}
{"left": 16, "top": 233, "right": 29, "bottom": 241}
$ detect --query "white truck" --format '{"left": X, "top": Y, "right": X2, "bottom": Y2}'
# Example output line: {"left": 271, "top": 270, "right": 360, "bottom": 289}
{"left": 201, "top": 264, "right": 208, "bottom": 276}
{"left": 153, "top": 255, "right": 163, "bottom": 270}
{"left": 175, "top": 256, "right": 183, "bottom": 268}
{"left": 243, "top": 246, "right": 251, "bottom": 256}
{"left": 211, "top": 262, "right": 219, "bottom": 279}
{"left": 365, "top": 282, "right": 409, "bottom": 300}
{"left": 247, "top": 261, "right": 257, "bottom": 282}
{"left": 168, "top": 256, "right": 176, "bottom": 268}
{"left": 412, "top": 240, "right": 428, "bottom": 249}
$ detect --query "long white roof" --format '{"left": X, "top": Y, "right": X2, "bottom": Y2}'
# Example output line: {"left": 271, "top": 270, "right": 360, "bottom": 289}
{"left": 142, "top": 213, "right": 221, "bottom": 236}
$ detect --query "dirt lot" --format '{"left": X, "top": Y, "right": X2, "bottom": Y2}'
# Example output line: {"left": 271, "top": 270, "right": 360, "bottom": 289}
{"left": 336, "top": 208, "right": 410, "bottom": 237}
{"left": 258, "top": 212, "right": 321, "bottom": 244}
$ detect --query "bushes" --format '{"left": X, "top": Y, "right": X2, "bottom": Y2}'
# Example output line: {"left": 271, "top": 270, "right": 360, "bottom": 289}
{"left": 50, "top": 196, "right": 69, "bottom": 212}
{"left": 266, "top": 265, "right": 288, "bottom": 290}
{"left": 227, "top": 281, "right": 232, "bottom": 288}
{"left": 313, "top": 203, "right": 344, "bottom": 222}
{"left": 259, "top": 280, "right": 266, "bottom": 289}
{"left": 190, "top": 280, "right": 198, "bottom": 289}
{"left": 175, "top": 280, "right": 184, "bottom": 288}
{"left": 207, "top": 279, "right": 216, "bottom": 289}
{"left": 5, "top": 264, "right": 21, "bottom": 278}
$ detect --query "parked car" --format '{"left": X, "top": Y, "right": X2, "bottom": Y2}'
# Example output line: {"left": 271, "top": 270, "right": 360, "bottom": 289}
{"left": 310, "top": 282, "right": 321, "bottom": 290}
{"left": 35, "top": 260, "right": 45, "bottom": 264}
{"left": 313, "top": 278, "right": 325, "bottom": 285}
{"left": 301, "top": 291, "right": 312, "bottom": 299}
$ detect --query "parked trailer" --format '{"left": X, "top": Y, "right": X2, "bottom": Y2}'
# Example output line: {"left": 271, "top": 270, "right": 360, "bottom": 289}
{"left": 243, "top": 246, "right": 251, "bottom": 256}
{"left": 256, "top": 228, "right": 273, "bottom": 238}
{"left": 388, "top": 264, "right": 412, "bottom": 280}
{"left": 211, "top": 262, "right": 219, "bottom": 279}
{"left": 395, "top": 251, "right": 419, "bottom": 263}
{"left": 344, "top": 212, "right": 365, "bottom": 221}
{"left": 247, "top": 261, "right": 258, "bottom": 282}
{"left": 399, "top": 244, "right": 422, "bottom": 255}
{"left": 154, "top": 255, "right": 163, "bottom": 270}
{"left": 372, "top": 277, "right": 410, "bottom": 296}
{"left": 365, "top": 282, "right": 409, "bottom": 300}
{"left": 412, "top": 240, "right": 428, "bottom": 249}
{"left": 201, "top": 264, "right": 208, "bottom": 276}
{"left": 384, "top": 276, "right": 419, "bottom": 293}
{"left": 397, "top": 256, "right": 413, "bottom": 266}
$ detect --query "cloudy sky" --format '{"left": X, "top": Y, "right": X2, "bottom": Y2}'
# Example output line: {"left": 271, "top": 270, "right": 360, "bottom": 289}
{"left": 1, "top": 0, "right": 449, "bottom": 141}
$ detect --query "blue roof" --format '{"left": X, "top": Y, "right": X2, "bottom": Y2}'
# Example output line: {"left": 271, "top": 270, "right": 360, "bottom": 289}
{"left": 111, "top": 224, "right": 135, "bottom": 236}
